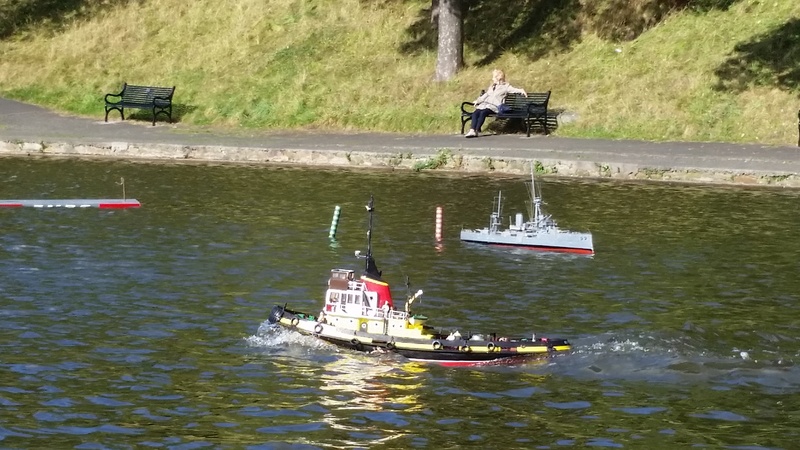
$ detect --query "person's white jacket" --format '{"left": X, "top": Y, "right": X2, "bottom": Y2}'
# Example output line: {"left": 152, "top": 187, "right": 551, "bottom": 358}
{"left": 474, "top": 82, "right": 527, "bottom": 113}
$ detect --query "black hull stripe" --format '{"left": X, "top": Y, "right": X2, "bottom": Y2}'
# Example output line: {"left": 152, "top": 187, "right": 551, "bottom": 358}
{"left": 316, "top": 336, "right": 564, "bottom": 363}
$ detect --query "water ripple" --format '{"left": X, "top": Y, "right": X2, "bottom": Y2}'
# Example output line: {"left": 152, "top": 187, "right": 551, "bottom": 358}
{"left": 2, "top": 161, "right": 800, "bottom": 448}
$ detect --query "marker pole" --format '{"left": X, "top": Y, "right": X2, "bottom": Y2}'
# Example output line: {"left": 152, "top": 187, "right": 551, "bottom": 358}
{"left": 329, "top": 205, "right": 341, "bottom": 239}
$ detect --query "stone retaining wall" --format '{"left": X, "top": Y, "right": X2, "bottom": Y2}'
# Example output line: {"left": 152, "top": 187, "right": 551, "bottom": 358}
{"left": 2, "top": 139, "right": 799, "bottom": 187}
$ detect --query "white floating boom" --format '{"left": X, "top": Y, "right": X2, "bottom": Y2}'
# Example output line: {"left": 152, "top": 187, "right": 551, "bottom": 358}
{"left": 0, "top": 199, "right": 141, "bottom": 209}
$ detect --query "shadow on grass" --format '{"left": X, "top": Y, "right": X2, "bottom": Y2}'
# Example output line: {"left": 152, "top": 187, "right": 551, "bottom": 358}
{"left": 397, "top": 0, "right": 744, "bottom": 66}
{"left": 485, "top": 113, "right": 560, "bottom": 136}
{"left": 399, "top": 0, "right": 581, "bottom": 64}
{"left": 0, "top": 0, "right": 130, "bottom": 38}
{"left": 114, "top": 103, "right": 197, "bottom": 124}
{"left": 714, "top": 18, "right": 800, "bottom": 96}
{"left": 171, "top": 104, "right": 197, "bottom": 122}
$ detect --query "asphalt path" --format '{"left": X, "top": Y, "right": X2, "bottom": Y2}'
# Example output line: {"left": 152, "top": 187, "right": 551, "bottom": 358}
{"left": 1, "top": 97, "right": 799, "bottom": 177}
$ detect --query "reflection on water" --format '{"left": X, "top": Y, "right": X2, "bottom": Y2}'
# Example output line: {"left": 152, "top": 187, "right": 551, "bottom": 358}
{"left": 317, "top": 356, "right": 422, "bottom": 412}
{"left": 2, "top": 158, "right": 800, "bottom": 448}
{"left": 246, "top": 325, "right": 427, "bottom": 447}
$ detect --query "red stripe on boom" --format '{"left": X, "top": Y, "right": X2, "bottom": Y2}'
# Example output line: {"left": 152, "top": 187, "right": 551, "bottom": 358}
{"left": 98, "top": 202, "right": 141, "bottom": 209}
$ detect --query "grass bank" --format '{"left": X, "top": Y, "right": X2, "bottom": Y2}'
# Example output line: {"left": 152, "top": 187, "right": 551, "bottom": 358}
{"left": 0, "top": 0, "right": 798, "bottom": 145}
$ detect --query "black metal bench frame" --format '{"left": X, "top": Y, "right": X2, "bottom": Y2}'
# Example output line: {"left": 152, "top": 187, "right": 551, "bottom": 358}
{"left": 460, "top": 91, "right": 551, "bottom": 137}
{"left": 104, "top": 83, "right": 175, "bottom": 126}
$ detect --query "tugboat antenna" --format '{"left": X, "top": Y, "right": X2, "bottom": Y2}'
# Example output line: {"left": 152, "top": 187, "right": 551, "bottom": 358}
{"left": 365, "top": 195, "right": 374, "bottom": 271}
{"left": 357, "top": 195, "right": 382, "bottom": 278}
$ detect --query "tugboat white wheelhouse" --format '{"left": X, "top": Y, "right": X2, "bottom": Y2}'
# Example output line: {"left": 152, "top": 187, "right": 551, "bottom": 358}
{"left": 268, "top": 196, "right": 571, "bottom": 367}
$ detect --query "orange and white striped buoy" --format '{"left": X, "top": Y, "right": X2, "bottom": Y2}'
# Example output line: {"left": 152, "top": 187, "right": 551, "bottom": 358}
{"left": 435, "top": 206, "right": 443, "bottom": 242}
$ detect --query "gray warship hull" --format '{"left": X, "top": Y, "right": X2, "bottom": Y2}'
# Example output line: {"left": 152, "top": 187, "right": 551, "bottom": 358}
{"left": 460, "top": 227, "right": 594, "bottom": 254}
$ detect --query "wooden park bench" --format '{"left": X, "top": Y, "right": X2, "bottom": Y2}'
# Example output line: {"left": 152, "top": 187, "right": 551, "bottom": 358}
{"left": 460, "top": 91, "right": 551, "bottom": 137}
{"left": 104, "top": 83, "right": 176, "bottom": 125}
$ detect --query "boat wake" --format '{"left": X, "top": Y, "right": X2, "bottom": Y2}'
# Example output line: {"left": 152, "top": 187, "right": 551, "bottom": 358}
{"left": 245, "top": 320, "right": 337, "bottom": 353}
{"left": 246, "top": 321, "right": 419, "bottom": 372}
{"left": 554, "top": 331, "right": 800, "bottom": 391}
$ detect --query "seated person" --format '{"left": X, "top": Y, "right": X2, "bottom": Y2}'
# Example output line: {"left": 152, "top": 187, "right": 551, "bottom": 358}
{"left": 466, "top": 68, "right": 527, "bottom": 138}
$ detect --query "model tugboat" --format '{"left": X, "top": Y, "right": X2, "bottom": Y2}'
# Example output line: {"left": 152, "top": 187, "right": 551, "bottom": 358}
{"left": 460, "top": 165, "right": 594, "bottom": 255}
{"left": 268, "top": 196, "right": 571, "bottom": 367}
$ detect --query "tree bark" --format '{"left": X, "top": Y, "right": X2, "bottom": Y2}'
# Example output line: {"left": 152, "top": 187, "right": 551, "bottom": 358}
{"left": 433, "top": 0, "right": 463, "bottom": 82}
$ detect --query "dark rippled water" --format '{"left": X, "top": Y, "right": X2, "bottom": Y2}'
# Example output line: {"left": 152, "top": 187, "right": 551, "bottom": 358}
{"left": 2, "top": 158, "right": 800, "bottom": 449}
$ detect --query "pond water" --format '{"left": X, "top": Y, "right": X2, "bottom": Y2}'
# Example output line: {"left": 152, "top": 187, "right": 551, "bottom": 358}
{"left": 1, "top": 158, "right": 799, "bottom": 449}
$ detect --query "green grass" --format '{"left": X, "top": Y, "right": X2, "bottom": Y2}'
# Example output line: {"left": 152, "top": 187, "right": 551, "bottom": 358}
{"left": 0, "top": 0, "right": 799, "bottom": 145}
{"left": 412, "top": 149, "right": 454, "bottom": 172}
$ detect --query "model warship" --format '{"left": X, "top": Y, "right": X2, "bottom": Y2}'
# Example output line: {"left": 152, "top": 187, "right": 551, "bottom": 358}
{"left": 460, "top": 165, "right": 594, "bottom": 254}
{"left": 268, "top": 196, "right": 571, "bottom": 367}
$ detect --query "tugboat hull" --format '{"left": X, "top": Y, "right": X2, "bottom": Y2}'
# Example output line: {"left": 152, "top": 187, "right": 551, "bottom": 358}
{"left": 269, "top": 305, "right": 571, "bottom": 366}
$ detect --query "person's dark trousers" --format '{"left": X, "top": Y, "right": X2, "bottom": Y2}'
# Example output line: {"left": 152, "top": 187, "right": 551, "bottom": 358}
{"left": 470, "top": 108, "right": 494, "bottom": 133}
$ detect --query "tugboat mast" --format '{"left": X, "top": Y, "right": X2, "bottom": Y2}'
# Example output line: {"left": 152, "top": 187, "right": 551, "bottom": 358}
{"left": 365, "top": 195, "right": 374, "bottom": 271}
{"left": 362, "top": 195, "right": 382, "bottom": 278}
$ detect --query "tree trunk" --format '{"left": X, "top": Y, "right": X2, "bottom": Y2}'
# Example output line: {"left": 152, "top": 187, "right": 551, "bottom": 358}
{"left": 433, "top": 0, "right": 463, "bottom": 82}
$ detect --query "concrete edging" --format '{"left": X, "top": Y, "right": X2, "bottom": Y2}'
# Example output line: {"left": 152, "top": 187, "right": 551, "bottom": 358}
{"left": 1, "top": 139, "right": 799, "bottom": 188}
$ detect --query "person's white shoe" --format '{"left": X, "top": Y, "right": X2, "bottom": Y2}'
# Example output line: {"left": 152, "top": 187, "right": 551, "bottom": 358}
{"left": 465, "top": 129, "right": 477, "bottom": 138}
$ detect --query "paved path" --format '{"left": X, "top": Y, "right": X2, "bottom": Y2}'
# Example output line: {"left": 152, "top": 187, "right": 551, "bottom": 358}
{"left": 1, "top": 97, "right": 798, "bottom": 185}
